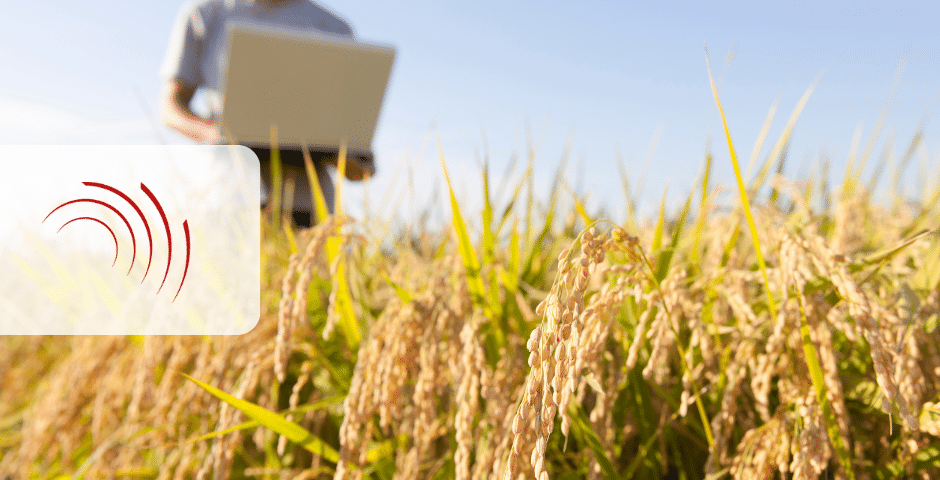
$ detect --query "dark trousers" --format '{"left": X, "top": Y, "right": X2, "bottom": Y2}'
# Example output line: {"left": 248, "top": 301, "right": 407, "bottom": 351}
{"left": 250, "top": 146, "right": 333, "bottom": 229}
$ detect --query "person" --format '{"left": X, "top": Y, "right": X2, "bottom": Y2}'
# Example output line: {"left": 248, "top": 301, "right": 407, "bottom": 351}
{"left": 159, "top": 0, "right": 375, "bottom": 228}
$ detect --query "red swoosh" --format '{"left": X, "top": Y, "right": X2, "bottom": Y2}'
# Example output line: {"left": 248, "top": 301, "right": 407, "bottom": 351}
{"left": 140, "top": 183, "right": 172, "bottom": 294}
{"left": 173, "top": 220, "right": 191, "bottom": 302}
{"left": 44, "top": 198, "right": 135, "bottom": 275}
{"left": 83, "top": 182, "right": 153, "bottom": 282}
{"left": 57, "top": 217, "right": 119, "bottom": 267}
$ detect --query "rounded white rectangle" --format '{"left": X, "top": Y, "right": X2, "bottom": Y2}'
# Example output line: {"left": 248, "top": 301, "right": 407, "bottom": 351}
{"left": 0, "top": 145, "right": 261, "bottom": 335}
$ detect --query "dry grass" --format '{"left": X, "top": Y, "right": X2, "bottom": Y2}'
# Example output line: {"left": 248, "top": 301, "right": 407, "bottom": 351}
{"left": 2, "top": 93, "right": 940, "bottom": 480}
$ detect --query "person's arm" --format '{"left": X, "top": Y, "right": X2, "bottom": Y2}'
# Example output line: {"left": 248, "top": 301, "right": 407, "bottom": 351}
{"left": 160, "top": 78, "right": 223, "bottom": 144}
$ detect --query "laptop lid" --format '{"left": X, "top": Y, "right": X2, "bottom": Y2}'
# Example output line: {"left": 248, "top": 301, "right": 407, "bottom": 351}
{"left": 219, "top": 22, "right": 396, "bottom": 157}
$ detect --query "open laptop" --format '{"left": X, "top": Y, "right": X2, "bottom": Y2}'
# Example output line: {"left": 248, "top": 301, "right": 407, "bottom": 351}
{"left": 219, "top": 22, "right": 396, "bottom": 163}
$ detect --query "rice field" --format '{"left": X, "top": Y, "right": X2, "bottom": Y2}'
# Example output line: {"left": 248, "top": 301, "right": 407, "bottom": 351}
{"left": 2, "top": 72, "right": 940, "bottom": 479}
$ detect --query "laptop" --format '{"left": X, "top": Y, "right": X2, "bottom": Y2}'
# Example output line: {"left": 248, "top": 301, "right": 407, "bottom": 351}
{"left": 219, "top": 22, "right": 396, "bottom": 163}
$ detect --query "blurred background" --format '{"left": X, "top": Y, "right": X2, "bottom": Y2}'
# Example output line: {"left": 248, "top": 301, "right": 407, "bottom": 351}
{"left": 2, "top": 1, "right": 938, "bottom": 229}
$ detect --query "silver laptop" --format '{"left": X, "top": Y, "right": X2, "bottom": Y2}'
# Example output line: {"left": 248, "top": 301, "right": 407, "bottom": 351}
{"left": 219, "top": 22, "right": 396, "bottom": 160}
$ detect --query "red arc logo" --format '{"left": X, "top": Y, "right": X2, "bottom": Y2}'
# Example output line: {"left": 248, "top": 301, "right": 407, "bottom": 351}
{"left": 42, "top": 181, "right": 192, "bottom": 302}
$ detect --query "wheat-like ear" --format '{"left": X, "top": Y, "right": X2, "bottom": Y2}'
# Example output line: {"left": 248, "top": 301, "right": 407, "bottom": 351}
{"left": 7, "top": 66, "right": 940, "bottom": 480}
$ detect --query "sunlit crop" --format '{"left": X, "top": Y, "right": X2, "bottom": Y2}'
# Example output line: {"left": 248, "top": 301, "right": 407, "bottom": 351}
{"left": 3, "top": 72, "right": 940, "bottom": 479}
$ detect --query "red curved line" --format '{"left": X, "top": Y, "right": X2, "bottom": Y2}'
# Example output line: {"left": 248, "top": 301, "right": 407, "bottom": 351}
{"left": 141, "top": 183, "right": 172, "bottom": 294}
{"left": 44, "top": 199, "right": 135, "bottom": 273}
{"left": 83, "top": 182, "right": 152, "bottom": 280}
{"left": 173, "top": 220, "right": 191, "bottom": 303}
{"left": 58, "top": 216, "right": 119, "bottom": 267}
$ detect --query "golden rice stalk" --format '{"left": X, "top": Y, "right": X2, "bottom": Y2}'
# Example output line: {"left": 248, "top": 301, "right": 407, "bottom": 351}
{"left": 705, "top": 46, "right": 778, "bottom": 320}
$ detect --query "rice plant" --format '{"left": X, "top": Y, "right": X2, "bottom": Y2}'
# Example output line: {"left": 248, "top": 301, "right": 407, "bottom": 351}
{"left": 2, "top": 74, "right": 940, "bottom": 480}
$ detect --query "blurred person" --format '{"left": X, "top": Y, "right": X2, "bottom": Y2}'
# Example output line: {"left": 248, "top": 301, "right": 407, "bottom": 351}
{"left": 160, "top": 0, "right": 375, "bottom": 228}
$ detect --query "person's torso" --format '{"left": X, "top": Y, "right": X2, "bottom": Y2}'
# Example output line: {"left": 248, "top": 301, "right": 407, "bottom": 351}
{"left": 193, "top": 0, "right": 354, "bottom": 119}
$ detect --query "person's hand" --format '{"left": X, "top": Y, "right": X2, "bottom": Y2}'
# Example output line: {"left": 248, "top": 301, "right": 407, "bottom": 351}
{"left": 332, "top": 154, "right": 374, "bottom": 181}
{"left": 198, "top": 122, "right": 226, "bottom": 145}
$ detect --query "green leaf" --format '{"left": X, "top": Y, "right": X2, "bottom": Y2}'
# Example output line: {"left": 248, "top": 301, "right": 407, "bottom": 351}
{"left": 431, "top": 459, "right": 457, "bottom": 480}
{"left": 302, "top": 144, "right": 331, "bottom": 225}
{"left": 303, "top": 144, "right": 361, "bottom": 348}
{"left": 905, "top": 187, "right": 940, "bottom": 237}
{"left": 583, "top": 372, "right": 605, "bottom": 396}
{"left": 269, "top": 126, "right": 283, "bottom": 227}
{"left": 656, "top": 185, "right": 694, "bottom": 282}
{"left": 71, "top": 427, "right": 158, "bottom": 480}
{"left": 482, "top": 164, "right": 496, "bottom": 267}
{"left": 691, "top": 151, "right": 713, "bottom": 267}
{"left": 652, "top": 186, "right": 668, "bottom": 254}
{"left": 329, "top": 145, "right": 361, "bottom": 348}
{"left": 913, "top": 233, "right": 940, "bottom": 292}
{"left": 794, "top": 290, "right": 856, "bottom": 480}
{"left": 626, "top": 368, "right": 663, "bottom": 476}
{"left": 365, "top": 434, "right": 408, "bottom": 464}
{"left": 624, "top": 432, "right": 661, "bottom": 479}
{"left": 482, "top": 166, "right": 504, "bottom": 320}
{"left": 851, "top": 229, "right": 934, "bottom": 277}
{"left": 164, "top": 396, "right": 343, "bottom": 448}
{"left": 743, "top": 98, "right": 779, "bottom": 182}
{"left": 522, "top": 138, "right": 570, "bottom": 282}
{"left": 569, "top": 404, "right": 618, "bottom": 480}
{"left": 617, "top": 150, "right": 639, "bottom": 231}
{"left": 495, "top": 162, "right": 532, "bottom": 234}
{"left": 925, "top": 314, "right": 940, "bottom": 334}
{"left": 182, "top": 373, "right": 340, "bottom": 463}
{"left": 748, "top": 78, "right": 818, "bottom": 196}
{"left": 382, "top": 273, "right": 413, "bottom": 304}
{"left": 439, "top": 141, "right": 488, "bottom": 308}
{"left": 706, "top": 46, "right": 778, "bottom": 320}
{"left": 719, "top": 221, "right": 740, "bottom": 268}
{"left": 875, "top": 441, "right": 940, "bottom": 479}
{"left": 498, "top": 220, "right": 522, "bottom": 295}
{"left": 330, "top": 250, "right": 360, "bottom": 347}
{"left": 282, "top": 215, "right": 299, "bottom": 254}
{"left": 565, "top": 182, "right": 594, "bottom": 227}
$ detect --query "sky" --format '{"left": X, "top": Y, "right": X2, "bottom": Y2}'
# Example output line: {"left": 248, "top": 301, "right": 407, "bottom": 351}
{"left": 2, "top": 1, "right": 939, "bottom": 232}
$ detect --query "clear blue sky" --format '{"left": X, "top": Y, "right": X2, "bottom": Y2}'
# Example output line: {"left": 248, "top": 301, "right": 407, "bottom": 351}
{"left": 2, "top": 1, "right": 938, "bottom": 228}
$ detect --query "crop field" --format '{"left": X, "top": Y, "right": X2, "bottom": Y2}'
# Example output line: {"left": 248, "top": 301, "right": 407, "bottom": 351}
{"left": 2, "top": 72, "right": 940, "bottom": 479}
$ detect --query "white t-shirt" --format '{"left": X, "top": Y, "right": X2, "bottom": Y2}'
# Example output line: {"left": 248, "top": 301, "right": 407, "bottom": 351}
{"left": 161, "top": 0, "right": 355, "bottom": 214}
{"left": 161, "top": 0, "right": 355, "bottom": 121}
